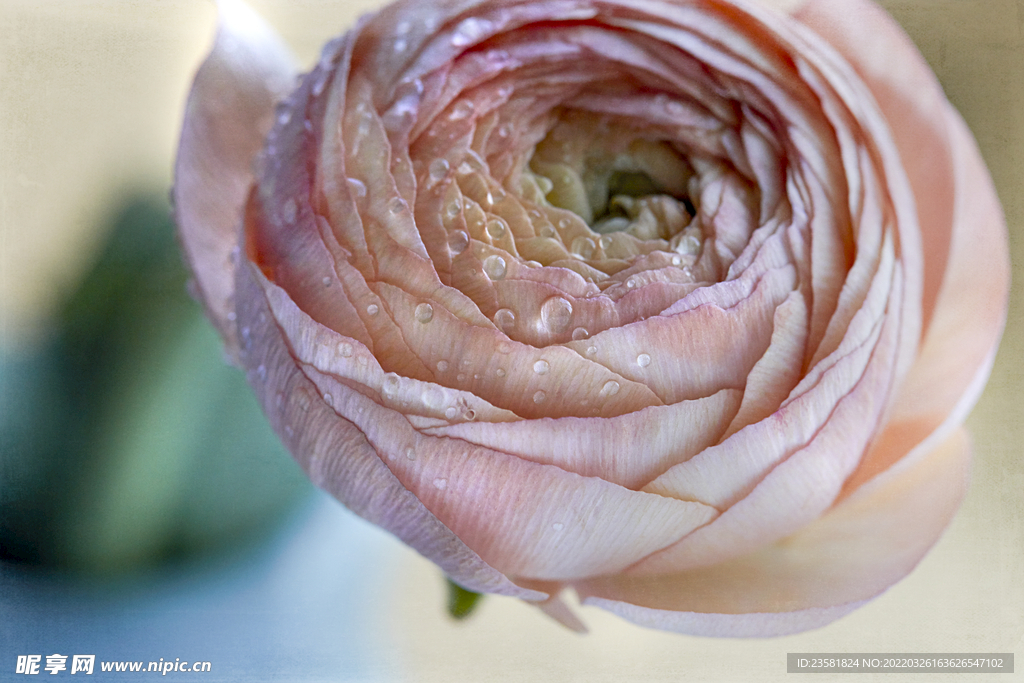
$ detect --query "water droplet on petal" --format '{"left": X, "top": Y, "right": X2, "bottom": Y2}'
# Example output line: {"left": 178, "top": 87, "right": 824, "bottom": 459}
{"left": 598, "top": 235, "right": 612, "bottom": 250}
{"left": 446, "top": 198, "right": 462, "bottom": 217}
{"left": 498, "top": 342, "right": 513, "bottom": 354}
{"left": 393, "top": 37, "right": 408, "bottom": 53}
{"left": 540, "top": 297, "right": 573, "bottom": 333}
{"left": 345, "top": 177, "right": 367, "bottom": 200}
{"left": 367, "top": 303, "right": 379, "bottom": 316}
{"left": 423, "top": 387, "right": 445, "bottom": 409}
{"left": 448, "top": 99, "right": 474, "bottom": 121}
{"left": 483, "top": 254, "right": 507, "bottom": 280}
{"left": 415, "top": 302, "right": 434, "bottom": 323}
{"left": 382, "top": 373, "right": 401, "bottom": 395}
{"left": 599, "top": 380, "right": 620, "bottom": 398}
{"left": 433, "top": 478, "right": 448, "bottom": 490}
{"left": 322, "top": 276, "right": 332, "bottom": 287}
{"left": 626, "top": 277, "right": 638, "bottom": 289}
{"left": 586, "top": 345, "right": 598, "bottom": 356}
{"left": 256, "top": 364, "right": 267, "bottom": 380}
{"left": 533, "top": 359, "right": 549, "bottom": 375}
{"left": 451, "top": 17, "right": 492, "bottom": 46}
{"left": 496, "top": 368, "right": 506, "bottom": 377}
{"left": 387, "top": 197, "right": 407, "bottom": 214}
{"left": 339, "top": 342, "right": 354, "bottom": 357}
{"left": 494, "top": 308, "right": 515, "bottom": 332}
{"left": 570, "top": 236, "right": 595, "bottom": 259}
{"left": 571, "top": 327, "right": 589, "bottom": 341}
{"left": 436, "top": 360, "right": 450, "bottom": 372}
{"left": 557, "top": 218, "right": 570, "bottom": 230}
{"left": 486, "top": 218, "right": 507, "bottom": 239}
{"left": 405, "top": 447, "right": 416, "bottom": 461}
{"left": 552, "top": 522, "right": 564, "bottom": 531}
{"left": 323, "top": 392, "right": 333, "bottom": 406}
{"left": 448, "top": 230, "right": 469, "bottom": 255}
{"left": 637, "top": 353, "right": 652, "bottom": 368}
{"left": 428, "top": 158, "right": 450, "bottom": 185}
{"left": 463, "top": 409, "right": 476, "bottom": 421}
{"left": 445, "top": 406, "right": 458, "bottom": 419}
{"left": 533, "top": 390, "right": 546, "bottom": 404}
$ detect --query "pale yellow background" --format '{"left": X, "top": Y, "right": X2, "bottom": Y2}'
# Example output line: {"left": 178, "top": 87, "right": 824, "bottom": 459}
{"left": 1, "top": 1, "right": 1021, "bottom": 681}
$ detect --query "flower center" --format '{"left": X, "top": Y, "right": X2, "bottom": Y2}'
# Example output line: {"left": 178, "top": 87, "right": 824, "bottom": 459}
{"left": 524, "top": 112, "right": 699, "bottom": 252}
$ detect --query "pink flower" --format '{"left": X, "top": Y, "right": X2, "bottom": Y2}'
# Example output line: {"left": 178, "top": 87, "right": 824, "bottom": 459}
{"left": 175, "top": 0, "right": 1009, "bottom": 636}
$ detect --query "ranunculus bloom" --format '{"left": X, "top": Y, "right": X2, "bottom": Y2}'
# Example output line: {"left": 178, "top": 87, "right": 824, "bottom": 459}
{"left": 175, "top": 0, "right": 1009, "bottom": 636}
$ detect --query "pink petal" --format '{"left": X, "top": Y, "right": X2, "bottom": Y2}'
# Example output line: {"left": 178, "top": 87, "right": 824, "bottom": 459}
{"left": 174, "top": 0, "right": 295, "bottom": 357}
{"left": 576, "top": 426, "right": 971, "bottom": 636}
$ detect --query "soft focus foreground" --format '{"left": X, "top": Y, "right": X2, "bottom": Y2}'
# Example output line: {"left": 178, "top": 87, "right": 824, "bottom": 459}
{"left": 175, "top": 0, "right": 1009, "bottom": 637}
{"left": 1, "top": 1, "right": 1020, "bottom": 680}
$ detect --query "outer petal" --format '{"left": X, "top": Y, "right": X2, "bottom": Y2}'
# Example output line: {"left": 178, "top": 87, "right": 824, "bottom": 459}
{"left": 174, "top": 0, "right": 296, "bottom": 357}
{"left": 577, "top": 427, "right": 971, "bottom": 637}
{"left": 792, "top": 0, "right": 1010, "bottom": 493}
{"left": 234, "top": 261, "right": 547, "bottom": 601}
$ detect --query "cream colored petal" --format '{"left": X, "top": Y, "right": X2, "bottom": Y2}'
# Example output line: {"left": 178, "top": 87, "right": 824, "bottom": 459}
{"left": 576, "top": 426, "right": 970, "bottom": 636}
{"left": 174, "top": 0, "right": 295, "bottom": 357}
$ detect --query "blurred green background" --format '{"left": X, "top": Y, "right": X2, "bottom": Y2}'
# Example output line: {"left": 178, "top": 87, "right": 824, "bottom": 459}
{"left": 0, "top": 195, "right": 311, "bottom": 573}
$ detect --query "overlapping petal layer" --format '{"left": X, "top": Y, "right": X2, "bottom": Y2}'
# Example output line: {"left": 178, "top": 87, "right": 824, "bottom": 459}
{"left": 175, "top": 0, "right": 1009, "bottom": 636}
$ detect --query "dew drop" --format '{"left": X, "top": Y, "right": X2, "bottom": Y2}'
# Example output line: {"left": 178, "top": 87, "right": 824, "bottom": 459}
{"left": 637, "top": 353, "right": 652, "bottom": 368}
{"left": 570, "top": 236, "right": 595, "bottom": 260}
{"left": 552, "top": 522, "right": 564, "bottom": 531}
{"left": 448, "top": 230, "right": 469, "bottom": 255}
{"left": 586, "top": 345, "right": 598, "bottom": 356}
{"left": 486, "top": 218, "right": 507, "bottom": 239}
{"left": 366, "top": 303, "right": 379, "bottom": 316}
{"left": 346, "top": 177, "right": 367, "bottom": 199}
{"left": 451, "top": 17, "right": 492, "bottom": 46}
{"left": 445, "top": 406, "right": 458, "bottom": 419}
{"left": 256, "top": 364, "right": 267, "bottom": 380}
{"left": 533, "top": 390, "right": 547, "bottom": 403}
{"left": 626, "top": 277, "right": 638, "bottom": 289}
{"left": 405, "top": 447, "right": 416, "bottom": 461}
{"left": 598, "top": 235, "right": 612, "bottom": 250}
{"left": 533, "top": 359, "right": 550, "bottom": 375}
{"left": 433, "top": 478, "right": 448, "bottom": 490}
{"left": 463, "top": 409, "right": 476, "bottom": 421}
{"left": 448, "top": 100, "right": 474, "bottom": 121}
{"left": 557, "top": 218, "right": 570, "bottom": 230}
{"left": 323, "top": 392, "right": 333, "bottom": 406}
{"left": 497, "top": 123, "right": 511, "bottom": 137}
{"left": 671, "top": 255, "right": 682, "bottom": 266}
{"left": 423, "top": 387, "right": 445, "bottom": 409}
{"left": 415, "top": 302, "right": 434, "bottom": 323}
{"left": 496, "top": 368, "right": 506, "bottom": 377}
{"left": 387, "top": 197, "right": 407, "bottom": 214}
{"left": 322, "top": 276, "right": 332, "bottom": 287}
{"left": 540, "top": 296, "right": 573, "bottom": 333}
{"left": 382, "top": 373, "right": 401, "bottom": 395}
{"left": 436, "top": 360, "right": 450, "bottom": 372}
{"left": 446, "top": 198, "right": 463, "bottom": 217}
{"left": 494, "top": 308, "right": 515, "bottom": 332}
{"left": 393, "top": 37, "right": 408, "bottom": 53}
{"left": 282, "top": 198, "right": 298, "bottom": 224}
{"left": 599, "top": 380, "right": 620, "bottom": 398}
{"left": 428, "top": 158, "right": 450, "bottom": 184}
{"left": 357, "top": 355, "right": 369, "bottom": 366}
{"left": 571, "top": 327, "right": 589, "bottom": 341}
{"left": 483, "top": 254, "right": 507, "bottom": 280}
{"left": 339, "top": 342, "right": 354, "bottom": 357}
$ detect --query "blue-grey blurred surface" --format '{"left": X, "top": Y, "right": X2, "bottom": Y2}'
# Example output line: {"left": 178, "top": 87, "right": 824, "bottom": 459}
{"left": 1, "top": 493, "right": 403, "bottom": 682}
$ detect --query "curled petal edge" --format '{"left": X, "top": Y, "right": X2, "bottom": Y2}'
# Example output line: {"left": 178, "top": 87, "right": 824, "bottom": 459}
{"left": 174, "top": 0, "right": 296, "bottom": 359}
{"left": 575, "top": 427, "right": 971, "bottom": 637}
